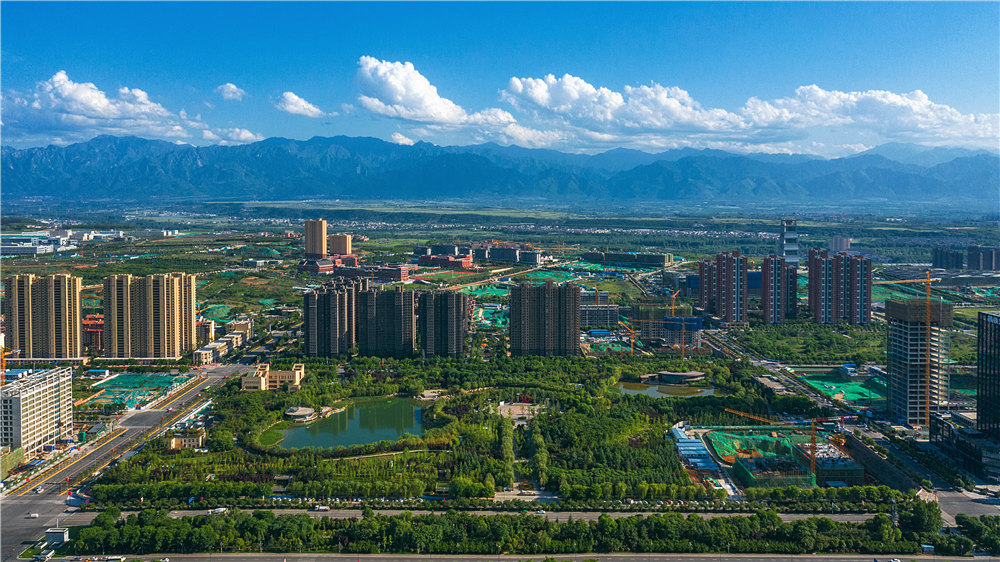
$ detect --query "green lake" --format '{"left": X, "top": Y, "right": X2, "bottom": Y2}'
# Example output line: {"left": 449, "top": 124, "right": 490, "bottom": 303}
{"left": 279, "top": 398, "right": 423, "bottom": 449}
{"left": 616, "top": 382, "right": 716, "bottom": 398}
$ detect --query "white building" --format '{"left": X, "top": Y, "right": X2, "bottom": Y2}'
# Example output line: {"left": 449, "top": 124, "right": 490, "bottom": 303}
{"left": 0, "top": 367, "right": 74, "bottom": 455}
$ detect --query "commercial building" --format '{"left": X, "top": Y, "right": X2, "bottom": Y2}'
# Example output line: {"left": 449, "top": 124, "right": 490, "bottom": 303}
{"left": 418, "top": 291, "right": 469, "bottom": 358}
{"left": 808, "top": 249, "right": 871, "bottom": 325}
{"left": 509, "top": 282, "right": 580, "bottom": 356}
{"left": 931, "top": 247, "right": 964, "bottom": 270}
{"left": 0, "top": 367, "right": 73, "bottom": 456}
{"left": 580, "top": 304, "right": 621, "bottom": 327}
{"left": 780, "top": 219, "right": 800, "bottom": 267}
{"left": 82, "top": 314, "right": 104, "bottom": 351}
{"left": 761, "top": 255, "right": 797, "bottom": 323}
{"left": 102, "top": 273, "right": 197, "bottom": 359}
{"left": 304, "top": 219, "right": 328, "bottom": 259}
{"left": 328, "top": 233, "right": 352, "bottom": 256}
{"left": 930, "top": 412, "right": 1000, "bottom": 484}
{"left": 968, "top": 245, "right": 1000, "bottom": 271}
{"left": 580, "top": 289, "right": 610, "bottom": 305}
{"left": 303, "top": 278, "right": 369, "bottom": 357}
{"left": 2, "top": 274, "right": 82, "bottom": 359}
{"left": 356, "top": 286, "right": 416, "bottom": 358}
{"left": 581, "top": 251, "right": 670, "bottom": 267}
{"left": 886, "top": 298, "right": 953, "bottom": 425}
{"left": 979, "top": 312, "right": 1000, "bottom": 438}
{"left": 241, "top": 363, "right": 305, "bottom": 391}
{"left": 169, "top": 428, "right": 206, "bottom": 450}
{"left": 829, "top": 236, "right": 852, "bottom": 253}
{"left": 417, "top": 254, "right": 473, "bottom": 268}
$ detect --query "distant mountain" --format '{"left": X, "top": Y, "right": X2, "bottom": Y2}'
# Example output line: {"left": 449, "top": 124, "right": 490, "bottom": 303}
{"left": 2, "top": 135, "right": 996, "bottom": 205}
{"left": 850, "top": 142, "right": 999, "bottom": 167}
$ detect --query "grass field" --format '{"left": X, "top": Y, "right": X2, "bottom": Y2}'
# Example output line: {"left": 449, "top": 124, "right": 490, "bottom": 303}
{"left": 414, "top": 270, "right": 477, "bottom": 280}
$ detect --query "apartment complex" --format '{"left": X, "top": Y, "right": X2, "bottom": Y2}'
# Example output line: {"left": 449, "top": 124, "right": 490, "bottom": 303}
{"left": 328, "top": 233, "right": 352, "bottom": 255}
{"left": 931, "top": 247, "right": 964, "bottom": 269}
{"left": 304, "top": 219, "right": 328, "bottom": 259}
{"left": 761, "top": 255, "right": 797, "bottom": 324}
{"left": 509, "top": 282, "right": 580, "bottom": 356}
{"left": 417, "top": 291, "right": 469, "bottom": 358}
{"left": 241, "top": 363, "right": 305, "bottom": 391}
{"left": 303, "top": 278, "right": 369, "bottom": 357}
{"left": 807, "top": 249, "right": 871, "bottom": 325}
{"left": 698, "top": 251, "right": 748, "bottom": 324}
{"left": 886, "top": 299, "right": 953, "bottom": 426}
{"left": 2, "top": 274, "right": 82, "bottom": 359}
{"left": 829, "top": 236, "right": 851, "bottom": 253}
{"left": 0, "top": 367, "right": 73, "bottom": 455}
{"left": 102, "top": 273, "right": 197, "bottom": 359}
{"left": 356, "top": 286, "right": 416, "bottom": 358}
{"left": 979, "top": 311, "right": 1000, "bottom": 439}
{"left": 968, "top": 244, "right": 1000, "bottom": 271}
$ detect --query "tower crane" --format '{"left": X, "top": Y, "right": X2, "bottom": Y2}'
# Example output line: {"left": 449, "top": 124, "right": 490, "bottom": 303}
{"left": 0, "top": 346, "right": 22, "bottom": 387}
{"left": 873, "top": 271, "right": 942, "bottom": 427}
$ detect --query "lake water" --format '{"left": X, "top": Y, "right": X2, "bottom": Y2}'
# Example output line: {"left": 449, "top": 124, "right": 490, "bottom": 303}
{"left": 616, "top": 382, "right": 717, "bottom": 398}
{"left": 279, "top": 398, "right": 423, "bottom": 449}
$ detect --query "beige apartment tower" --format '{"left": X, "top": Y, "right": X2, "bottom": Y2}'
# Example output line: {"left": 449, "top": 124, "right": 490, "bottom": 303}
{"left": 329, "top": 233, "right": 352, "bottom": 255}
{"left": 102, "top": 272, "right": 197, "bottom": 359}
{"left": 304, "top": 219, "right": 328, "bottom": 259}
{"left": 2, "top": 274, "right": 82, "bottom": 359}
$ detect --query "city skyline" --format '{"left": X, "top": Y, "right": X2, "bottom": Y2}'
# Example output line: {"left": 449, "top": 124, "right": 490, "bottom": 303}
{"left": 2, "top": 2, "right": 998, "bottom": 155}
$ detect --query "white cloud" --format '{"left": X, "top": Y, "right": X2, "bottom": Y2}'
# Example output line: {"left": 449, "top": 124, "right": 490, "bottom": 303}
{"left": 203, "top": 127, "right": 264, "bottom": 145}
{"left": 275, "top": 91, "right": 325, "bottom": 118}
{"left": 214, "top": 83, "right": 246, "bottom": 101}
{"left": 355, "top": 56, "right": 561, "bottom": 148}
{"left": 390, "top": 132, "right": 415, "bottom": 145}
{"left": 1, "top": 70, "right": 187, "bottom": 145}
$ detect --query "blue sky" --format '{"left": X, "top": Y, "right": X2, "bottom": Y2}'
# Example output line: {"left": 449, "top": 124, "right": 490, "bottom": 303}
{"left": 2, "top": 2, "right": 998, "bottom": 155}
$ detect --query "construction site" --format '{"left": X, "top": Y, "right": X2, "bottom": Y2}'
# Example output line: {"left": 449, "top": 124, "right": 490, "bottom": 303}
{"left": 674, "top": 409, "right": 867, "bottom": 492}
{"left": 77, "top": 373, "right": 193, "bottom": 410}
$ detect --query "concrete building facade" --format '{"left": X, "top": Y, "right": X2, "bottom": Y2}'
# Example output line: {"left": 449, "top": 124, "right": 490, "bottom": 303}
{"left": 509, "top": 282, "right": 580, "bottom": 356}
{"left": 0, "top": 367, "right": 73, "bottom": 456}
{"left": 761, "top": 255, "right": 797, "bottom": 324}
{"left": 102, "top": 273, "right": 197, "bottom": 359}
{"left": 780, "top": 219, "right": 800, "bottom": 267}
{"left": 808, "top": 249, "right": 871, "bottom": 325}
{"left": 241, "top": 363, "right": 305, "bottom": 391}
{"left": 886, "top": 299, "right": 953, "bottom": 426}
{"left": 714, "top": 251, "right": 748, "bottom": 324}
{"left": 328, "top": 233, "right": 352, "bottom": 256}
{"left": 303, "top": 278, "right": 369, "bottom": 357}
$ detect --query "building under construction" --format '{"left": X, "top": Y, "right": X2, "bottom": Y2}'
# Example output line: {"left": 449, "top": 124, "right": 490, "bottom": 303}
{"left": 886, "top": 298, "right": 953, "bottom": 426}
{"left": 733, "top": 456, "right": 815, "bottom": 488}
{"left": 793, "top": 442, "right": 865, "bottom": 486}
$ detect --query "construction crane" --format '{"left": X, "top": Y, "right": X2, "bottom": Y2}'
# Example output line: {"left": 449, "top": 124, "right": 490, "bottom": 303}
{"left": 724, "top": 408, "right": 858, "bottom": 477}
{"left": 669, "top": 290, "right": 686, "bottom": 360}
{"left": 618, "top": 320, "right": 636, "bottom": 356}
{"left": 0, "top": 346, "right": 21, "bottom": 387}
{"left": 873, "top": 271, "right": 942, "bottom": 428}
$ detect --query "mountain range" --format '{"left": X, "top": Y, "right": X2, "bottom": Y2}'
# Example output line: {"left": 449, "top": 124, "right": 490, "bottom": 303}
{"left": 2, "top": 136, "right": 997, "bottom": 205}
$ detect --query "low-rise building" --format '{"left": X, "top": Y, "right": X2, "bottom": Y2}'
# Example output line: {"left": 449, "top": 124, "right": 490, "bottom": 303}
{"left": 169, "top": 428, "right": 206, "bottom": 450}
{"left": 930, "top": 412, "right": 1000, "bottom": 483}
{"left": 241, "top": 363, "right": 305, "bottom": 391}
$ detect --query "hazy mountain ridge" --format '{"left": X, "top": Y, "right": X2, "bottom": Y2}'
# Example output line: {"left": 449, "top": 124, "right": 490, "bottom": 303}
{"left": 2, "top": 135, "right": 996, "bottom": 203}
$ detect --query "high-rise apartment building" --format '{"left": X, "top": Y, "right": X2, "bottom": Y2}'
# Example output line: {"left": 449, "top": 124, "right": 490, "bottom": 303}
{"left": 886, "top": 299, "right": 953, "bottom": 426}
{"left": 697, "top": 260, "right": 717, "bottom": 313}
{"left": 968, "top": 245, "right": 1000, "bottom": 271}
{"left": 0, "top": 367, "right": 73, "bottom": 455}
{"left": 328, "top": 233, "right": 352, "bottom": 256}
{"left": 979, "top": 312, "right": 1000, "bottom": 439}
{"left": 418, "top": 291, "right": 469, "bottom": 358}
{"left": 829, "top": 236, "right": 851, "bottom": 253}
{"left": 304, "top": 219, "right": 328, "bottom": 259}
{"left": 303, "top": 278, "right": 369, "bottom": 357}
{"left": 808, "top": 249, "right": 871, "bottom": 325}
{"left": 780, "top": 219, "right": 800, "bottom": 267}
{"left": 931, "top": 247, "right": 964, "bottom": 269}
{"left": 509, "top": 282, "right": 580, "bottom": 356}
{"left": 356, "top": 286, "right": 415, "bottom": 358}
{"left": 2, "top": 274, "right": 82, "bottom": 359}
{"left": 761, "top": 255, "right": 797, "bottom": 324}
{"left": 714, "top": 251, "right": 748, "bottom": 324}
{"left": 102, "top": 273, "right": 197, "bottom": 358}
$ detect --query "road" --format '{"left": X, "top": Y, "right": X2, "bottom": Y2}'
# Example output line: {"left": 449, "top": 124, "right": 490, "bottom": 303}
{"left": 55, "top": 508, "right": 879, "bottom": 526}
{"left": 38, "top": 553, "right": 960, "bottom": 562}
{"left": 0, "top": 364, "right": 240, "bottom": 562}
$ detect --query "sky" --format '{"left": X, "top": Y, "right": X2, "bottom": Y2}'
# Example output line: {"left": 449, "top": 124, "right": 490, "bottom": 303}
{"left": 2, "top": 2, "right": 998, "bottom": 156}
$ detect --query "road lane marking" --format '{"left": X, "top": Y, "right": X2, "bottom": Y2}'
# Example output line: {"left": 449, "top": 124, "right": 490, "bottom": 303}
{"left": 11, "top": 427, "right": 128, "bottom": 497}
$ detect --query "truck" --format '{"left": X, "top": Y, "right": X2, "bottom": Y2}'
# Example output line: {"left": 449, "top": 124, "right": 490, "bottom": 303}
{"left": 312, "top": 505, "right": 330, "bottom": 512}
{"left": 209, "top": 507, "right": 227, "bottom": 515}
